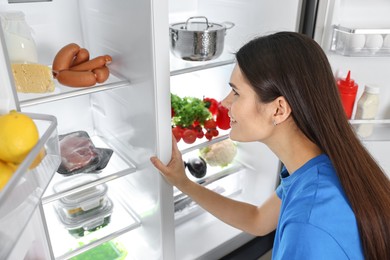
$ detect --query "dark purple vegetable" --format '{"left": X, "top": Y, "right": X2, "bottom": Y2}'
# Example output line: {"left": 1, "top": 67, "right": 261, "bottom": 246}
{"left": 186, "top": 157, "right": 207, "bottom": 178}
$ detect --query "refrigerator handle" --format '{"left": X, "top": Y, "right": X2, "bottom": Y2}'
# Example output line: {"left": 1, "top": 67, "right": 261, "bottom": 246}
{"left": 299, "top": 0, "right": 320, "bottom": 37}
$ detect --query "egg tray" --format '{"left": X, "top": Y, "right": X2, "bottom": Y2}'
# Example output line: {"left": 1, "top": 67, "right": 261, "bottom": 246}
{"left": 330, "top": 25, "right": 390, "bottom": 56}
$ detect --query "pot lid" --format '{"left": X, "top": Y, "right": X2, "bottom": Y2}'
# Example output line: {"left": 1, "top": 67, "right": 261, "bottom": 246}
{"left": 170, "top": 16, "right": 224, "bottom": 32}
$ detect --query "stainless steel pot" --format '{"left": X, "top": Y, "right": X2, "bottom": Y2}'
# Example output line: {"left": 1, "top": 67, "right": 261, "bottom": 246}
{"left": 169, "top": 16, "right": 234, "bottom": 61}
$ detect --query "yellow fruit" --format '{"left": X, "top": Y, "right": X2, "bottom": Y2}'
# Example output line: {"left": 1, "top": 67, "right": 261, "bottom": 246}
{"left": 0, "top": 110, "right": 39, "bottom": 164}
{"left": 29, "top": 147, "right": 46, "bottom": 169}
{"left": 0, "top": 160, "right": 16, "bottom": 190}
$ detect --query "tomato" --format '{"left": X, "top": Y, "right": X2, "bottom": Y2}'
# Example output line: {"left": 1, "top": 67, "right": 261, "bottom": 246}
{"left": 182, "top": 129, "right": 197, "bottom": 144}
{"left": 205, "top": 131, "right": 213, "bottom": 141}
{"left": 172, "top": 126, "right": 182, "bottom": 142}
{"left": 216, "top": 103, "right": 231, "bottom": 130}
{"left": 210, "top": 128, "right": 219, "bottom": 137}
{"left": 204, "top": 119, "right": 217, "bottom": 129}
{"left": 196, "top": 130, "right": 204, "bottom": 139}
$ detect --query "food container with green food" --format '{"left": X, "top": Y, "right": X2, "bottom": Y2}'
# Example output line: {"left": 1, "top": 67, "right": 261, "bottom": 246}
{"left": 56, "top": 197, "right": 113, "bottom": 238}
{"left": 70, "top": 241, "right": 128, "bottom": 260}
{"left": 53, "top": 175, "right": 108, "bottom": 217}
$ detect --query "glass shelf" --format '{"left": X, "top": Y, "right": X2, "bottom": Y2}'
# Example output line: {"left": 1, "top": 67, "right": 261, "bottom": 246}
{"left": 42, "top": 134, "right": 137, "bottom": 204}
{"left": 331, "top": 25, "right": 390, "bottom": 57}
{"left": 178, "top": 133, "right": 230, "bottom": 155}
{"left": 170, "top": 51, "right": 235, "bottom": 76}
{"left": 43, "top": 191, "right": 141, "bottom": 260}
{"left": 18, "top": 73, "right": 130, "bottom": 108}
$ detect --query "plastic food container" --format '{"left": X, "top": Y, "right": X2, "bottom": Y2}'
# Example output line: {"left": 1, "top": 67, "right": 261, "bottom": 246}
{"left": 70, "top": 241, "right": 128, "bottom": 260}
{"left": 56, "top": 197, "right": 113, "bottom": 238}
{"left": 53, "top": 175, "right": 108, "bottom": 217}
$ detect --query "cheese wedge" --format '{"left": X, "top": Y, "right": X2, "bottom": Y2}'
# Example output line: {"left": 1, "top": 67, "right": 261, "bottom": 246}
{"left": 11, "top": 63, "right": 55, "bottom": 93}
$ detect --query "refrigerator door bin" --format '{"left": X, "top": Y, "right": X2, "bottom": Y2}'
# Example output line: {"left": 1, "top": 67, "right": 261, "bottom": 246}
{"left": 350, "top": 119, "right": 390, "bottom": 141}
{"left": 350, "top": 119, "right": 390, "bottom": 177}
{"left": 0, "top": 113, "right": 60, "bottom": 260}
{"left": 330, "top": 25, "right": 390, "bottom": 56}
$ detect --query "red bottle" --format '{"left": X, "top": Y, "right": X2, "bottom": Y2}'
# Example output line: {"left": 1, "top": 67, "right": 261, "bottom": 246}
{"left": 337, "top": 71, "right": 358, "bottom": 119}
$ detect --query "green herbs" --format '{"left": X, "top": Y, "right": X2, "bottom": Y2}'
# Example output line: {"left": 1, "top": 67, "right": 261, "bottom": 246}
{"left": 171, "top": 93, "right": 211, "bottom": 128}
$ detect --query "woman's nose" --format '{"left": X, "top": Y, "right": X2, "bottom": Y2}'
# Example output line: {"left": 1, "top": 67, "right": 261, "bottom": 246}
{"left": 221, "top": 92, "right": 233, "bottom": 109}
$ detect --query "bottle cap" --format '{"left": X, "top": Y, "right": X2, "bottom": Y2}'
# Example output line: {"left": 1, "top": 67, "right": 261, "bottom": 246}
{"left": 364, "top": 84, "right": 380, "bottom": 94}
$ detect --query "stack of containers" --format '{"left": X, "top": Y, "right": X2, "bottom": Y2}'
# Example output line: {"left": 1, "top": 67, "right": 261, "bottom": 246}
{"left": 52, "top": 175, "right": 113, "bottom": 238}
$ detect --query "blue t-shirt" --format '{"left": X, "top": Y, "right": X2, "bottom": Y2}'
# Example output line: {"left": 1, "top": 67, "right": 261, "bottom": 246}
{"left": 272, "top": 154, "right": 364, "bottom": 260}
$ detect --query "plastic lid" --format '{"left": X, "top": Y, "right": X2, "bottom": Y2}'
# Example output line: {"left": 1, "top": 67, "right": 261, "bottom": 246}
{"left": 56, "top": 197, "right": 113, "bottom": 229}
{"left": 53, "top": 175, "right": 108, "bottom": 207}
{"left": 364, "top": 84, "right": 380, "bottom": 94}
{"left": 337, "top": 71, "right": 358, "bottom": 89}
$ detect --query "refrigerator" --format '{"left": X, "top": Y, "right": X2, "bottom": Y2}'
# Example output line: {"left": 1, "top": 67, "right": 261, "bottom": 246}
{"left": 0, "top": 0, "right": 389, "bottom": 259}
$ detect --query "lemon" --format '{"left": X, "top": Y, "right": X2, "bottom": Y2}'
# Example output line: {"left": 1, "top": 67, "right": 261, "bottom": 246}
{"left": 0, "top": 160, "right": 16, "bottom": 190}
{"left": 29, "top": 147, "right": 46, "bottom": 169}
{"left": 0, "top": 110, "right": 39, "bottom": 164}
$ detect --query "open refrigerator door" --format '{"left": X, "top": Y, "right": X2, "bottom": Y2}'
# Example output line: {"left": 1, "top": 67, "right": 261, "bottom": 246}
{"left": 313, "top": 0, "right": 390, "bottom": 177}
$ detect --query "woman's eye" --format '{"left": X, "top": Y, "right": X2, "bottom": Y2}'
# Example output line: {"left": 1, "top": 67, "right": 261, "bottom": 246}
{"left": 232, "top": 89, "right": 239, "bottom": 96}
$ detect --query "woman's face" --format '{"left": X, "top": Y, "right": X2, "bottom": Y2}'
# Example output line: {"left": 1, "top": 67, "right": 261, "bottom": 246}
{"left": 221, "top": 64, "right": 275, "bottom": 142}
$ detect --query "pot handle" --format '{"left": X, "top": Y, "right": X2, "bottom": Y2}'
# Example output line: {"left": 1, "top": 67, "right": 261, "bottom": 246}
{"left": 221, "top": 21, "right": 235, "bottom": 30}
{"left": 185, "top": 16, "right": 210, "bottom": 29}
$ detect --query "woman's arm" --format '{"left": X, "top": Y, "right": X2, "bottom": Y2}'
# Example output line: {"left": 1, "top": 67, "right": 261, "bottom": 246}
{"left": 150, "top": 136, "right": 281, "bottom": 236}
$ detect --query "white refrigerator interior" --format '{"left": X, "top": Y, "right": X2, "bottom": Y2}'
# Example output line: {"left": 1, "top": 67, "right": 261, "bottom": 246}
{"left": 1, "top": 0, "right": 389, "bottom": 259}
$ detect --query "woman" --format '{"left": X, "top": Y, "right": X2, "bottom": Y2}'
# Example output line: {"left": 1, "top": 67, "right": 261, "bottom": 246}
{"left": 150, "top": 32, "right": 390, "bottom": 259}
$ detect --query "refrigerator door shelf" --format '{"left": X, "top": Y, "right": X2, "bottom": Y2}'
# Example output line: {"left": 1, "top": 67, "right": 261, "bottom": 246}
{"left": 0, "top": 113, "right": 60, "bottom": 260}
{"left": 17, "top": 73, "right": 130, "bottom": 108}
{"left": 350, "top": 119, "right": 390, "bottom": 177}
{"left": 350, "top": 119, "right": 390, "bottom": 141}
{"left": 331, "top": 25, "right": 390, "bottom": 57}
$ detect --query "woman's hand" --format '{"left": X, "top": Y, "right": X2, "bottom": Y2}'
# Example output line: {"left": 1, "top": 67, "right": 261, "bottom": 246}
{"left": 150, "top": 134, "right": 190, "bottom": 189}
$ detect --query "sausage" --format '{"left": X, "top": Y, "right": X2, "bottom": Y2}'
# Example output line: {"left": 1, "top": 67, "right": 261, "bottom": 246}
{"left": 52, "top": 43, "right": 80, "bottom": 75}
{"left": 93, "top": 66, "right": 110, "bottom": 83}
{"left": 71, "top": 48, "right": 90, "bottom": 67}
{"left": 56, "top": 70, "right": 97, "bottom": 87}
{"left": 70, "top": 55, "right": 112, "bottom": 71}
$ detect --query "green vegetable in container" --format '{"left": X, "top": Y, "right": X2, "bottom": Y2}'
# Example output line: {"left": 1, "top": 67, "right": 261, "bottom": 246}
{"left": 70, "top": 241, "right": 127, "bottom": 260}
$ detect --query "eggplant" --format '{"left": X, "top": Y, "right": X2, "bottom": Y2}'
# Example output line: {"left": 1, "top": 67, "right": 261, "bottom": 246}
{"left": 186, "top": 157, "right": 207, "bottom": 178}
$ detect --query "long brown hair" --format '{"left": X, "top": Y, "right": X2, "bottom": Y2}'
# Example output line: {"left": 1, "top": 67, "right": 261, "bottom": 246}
{"left": 236, "top": 31, "right": 390, "bottom": 260}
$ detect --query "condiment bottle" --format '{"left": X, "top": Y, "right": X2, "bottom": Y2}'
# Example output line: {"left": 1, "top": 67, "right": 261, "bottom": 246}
{"left": 354, "top": 84, "right": 380, "bottom": 138}
{"left": 0, "top": 11, "right": 38, "bottom": 63}
{"left": 337, "top": 70, "right": 358, "bottom": 119}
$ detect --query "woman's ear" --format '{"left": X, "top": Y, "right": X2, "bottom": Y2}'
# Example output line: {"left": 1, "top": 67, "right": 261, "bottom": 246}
{"left": 272, "top": 96, "right": 291, "bottom": 125}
